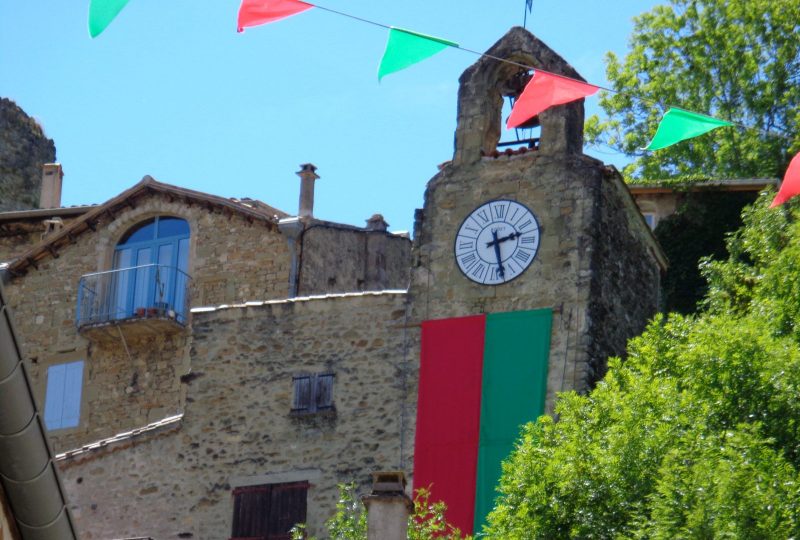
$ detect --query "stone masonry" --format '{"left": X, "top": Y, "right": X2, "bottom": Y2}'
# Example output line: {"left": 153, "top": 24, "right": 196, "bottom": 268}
{"left": 4, "top": 187, "right": 290, "bottom": 452}
{"left": 0, "top": 98, "right": 56, "bottom": 211}
{"left": 57, "top": 292, "right": 411, "bottom": 539}
{"left": 408, "top": 27, "right": 664, "bottom": 413}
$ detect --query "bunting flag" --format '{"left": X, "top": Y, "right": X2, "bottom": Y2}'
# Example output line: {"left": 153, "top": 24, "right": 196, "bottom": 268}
{"left": 414, "top": 309, "right": 552, "bottom": 535}
{"left": 237, "top": 0, "right": 314, "bottom": 32}
{"left": 378, "top": 28, "right": 458, "bottom": 81}
{"left": 506, "top": 71, "right": 598, "bottom": 129}
{"left": 644, "top": 108, "right": 732, "bottom": 151}
{"left": 770, "top": 152, "right": 800, "bottom": 208}
{"left": 88, "top": 0, "right": 131, "bottom": 38}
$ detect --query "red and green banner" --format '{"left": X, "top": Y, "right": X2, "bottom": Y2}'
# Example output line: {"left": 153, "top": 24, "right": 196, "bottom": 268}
{"left": 378, "top": 28, "right": 458, "bottom": 81}
{"left": 414, "top": 309, "right": 552, "bottom": 535}
{"left": 507, "top": 71, "right": 598, "bottom": 129}
{"left": 237, "top": 0, "right": 313, "bottom": 32}
{"left": 644, "top": 107, "right": 732, "bottom": 151}
{"left": 88, "top": 0, "right": 131, "bottom": 38}
{"left": 770, "top": 152, "right": 800, "bottom": 207}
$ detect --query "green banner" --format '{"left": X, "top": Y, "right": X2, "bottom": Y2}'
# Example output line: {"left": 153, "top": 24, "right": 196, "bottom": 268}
{"left": 89, "top": 0, "right": 131, "bottom": 38}
{"left": 473, "top": 309, "right": 552, "bottom": 533}
{"left": 645, "top": 107, "right": 732, "bottom": 151}
{"left": 378, "top": 28, "right": 457, "bottom": 81}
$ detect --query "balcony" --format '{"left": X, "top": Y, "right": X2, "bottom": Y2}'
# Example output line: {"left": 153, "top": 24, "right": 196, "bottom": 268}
{"left": 76, "top": 264, "right": 191, "bottom": 342}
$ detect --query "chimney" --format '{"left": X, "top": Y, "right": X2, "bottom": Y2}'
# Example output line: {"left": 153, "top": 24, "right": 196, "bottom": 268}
{"left": 297, "top": 163, "right": 319, "bottom": 219}
{"left": 362, "top": 472, "right": 413, "bottom": 540}
{"left": 366, "top": 214, "right": 389, "bottom": 232}
{"left": 40, "top": 163, "right": 63, "bottom": 209}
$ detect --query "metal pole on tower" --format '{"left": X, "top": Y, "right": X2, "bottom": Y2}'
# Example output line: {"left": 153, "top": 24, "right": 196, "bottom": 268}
{"left": 524, "top": 0, "right": 533, "bottom": 28}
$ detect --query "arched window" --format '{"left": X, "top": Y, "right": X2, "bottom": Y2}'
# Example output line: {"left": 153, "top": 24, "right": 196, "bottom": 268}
{"left": 112, "top": 216, "right": 190, "bottom": 322}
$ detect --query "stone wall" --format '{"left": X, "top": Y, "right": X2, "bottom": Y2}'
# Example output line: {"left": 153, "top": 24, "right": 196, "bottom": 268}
{"left": 4, "top": 191, "right": 291, "bottom": 452}
{"left": 410, "top": 152, "right": 600, "bottom": 413}
{"left": 585, "top": 166, "right": 662, "bottom": 386}
{"left": 58, "top": 291, "right": 412, "bottom": 540}
{"left": 0, "top": 98, "right": 56, "bottom": 211}
{"left": 298, "top": 225, "right": 411, "bottom": 295}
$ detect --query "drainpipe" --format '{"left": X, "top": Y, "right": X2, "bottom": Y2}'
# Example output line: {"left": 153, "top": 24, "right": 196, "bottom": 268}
{"left": 278, "top": 217, "right": 304, "bottom": 298}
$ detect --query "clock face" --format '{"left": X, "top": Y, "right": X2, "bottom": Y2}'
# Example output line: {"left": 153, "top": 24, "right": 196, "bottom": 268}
{"left": 454, "top": 199, "right": 541, "bottom": 285}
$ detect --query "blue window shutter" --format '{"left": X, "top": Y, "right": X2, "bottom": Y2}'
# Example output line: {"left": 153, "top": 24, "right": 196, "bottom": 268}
{"left": 44, "top": 360, "right": 83, "bottom": 430}
{"left": 44, "top": 364, "right": 67, "bottom": 430}
{"left": 61, "top": 361, "right": 84, "bottom": 428}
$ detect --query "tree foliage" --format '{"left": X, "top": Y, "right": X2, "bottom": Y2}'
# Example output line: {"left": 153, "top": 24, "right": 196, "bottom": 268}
{"left": 585, "top": 0, "right": 800, "bottom": 180}
{"left": 485, "top": 193, "right": 800, "bottom": 538}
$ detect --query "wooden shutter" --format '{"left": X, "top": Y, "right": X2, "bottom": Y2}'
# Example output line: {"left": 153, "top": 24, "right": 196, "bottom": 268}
{"left": 292, "top": 375, "right": 312, "bottom": 412}
{"left": 231, "top": 482, "right": 308, "bottom": 540}
{"left": 267, "top": 482, "right": 308, "bottom": 539}
{"left": 231, "top": 485, "right": 271, "bottom": 538}
{"left": 314, "top": 374, "right": 334, "bottom": 410}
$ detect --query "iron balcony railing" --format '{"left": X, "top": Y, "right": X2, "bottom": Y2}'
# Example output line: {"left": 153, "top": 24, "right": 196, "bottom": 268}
{"left": 76, "top": 264, "right": 191, "bottom": 327}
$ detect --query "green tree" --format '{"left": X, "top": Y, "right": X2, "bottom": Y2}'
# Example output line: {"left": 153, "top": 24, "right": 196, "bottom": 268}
{"left": 484, "top": 193, "right": 800, "bottom": 538}
{"left": 585, "top": 0, "right": 800, "bottom": 180}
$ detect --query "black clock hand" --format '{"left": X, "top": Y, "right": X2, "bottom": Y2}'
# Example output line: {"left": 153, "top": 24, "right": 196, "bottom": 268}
{"left": 491, "top": 230, "right": 505, "bottom": 278}
{"left": 486, "top": 231, "right": 519, "bottom": 247}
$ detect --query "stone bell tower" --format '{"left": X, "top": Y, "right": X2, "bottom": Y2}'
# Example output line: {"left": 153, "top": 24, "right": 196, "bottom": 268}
{"left": 410, "top": 26, "right": 665, "bottom": 403}
{"left": 406, "top": 27, "right": 666, "bottom": 535}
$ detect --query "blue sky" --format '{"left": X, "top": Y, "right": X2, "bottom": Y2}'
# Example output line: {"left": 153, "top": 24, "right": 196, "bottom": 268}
{"left": 1, "top": 1, "right": 661, "bottom": 232}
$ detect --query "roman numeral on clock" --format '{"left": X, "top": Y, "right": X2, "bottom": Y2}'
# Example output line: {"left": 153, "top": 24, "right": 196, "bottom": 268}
{"left": 493, "top": 204, "right": 506, "bottom": 219}
{"left": 514, "top": 249, "right": 531, "bottom": 263}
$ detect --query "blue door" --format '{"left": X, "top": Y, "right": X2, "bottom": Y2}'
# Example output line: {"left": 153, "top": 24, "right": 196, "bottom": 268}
{"left": 112, "top": 217, "right": 190, "bottom": 321}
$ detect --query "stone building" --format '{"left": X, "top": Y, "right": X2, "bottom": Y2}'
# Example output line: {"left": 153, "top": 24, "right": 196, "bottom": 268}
{"left": 0, "top": 27, "right": 664, "bottom": 539}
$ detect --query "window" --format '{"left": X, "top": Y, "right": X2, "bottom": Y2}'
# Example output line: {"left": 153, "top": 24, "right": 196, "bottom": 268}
{"left": 231, "top": 482, "right": 309, "bottom": 540}
{"left": 291, "top": 373, "right": 334, "bottom": 413}
{"left": 43, "top": 360, "right": 84, "bottom": 430}
{"left": 643, "top": 212, "right": 657, "bottom": 230}
{"left": 112, "top": 216, "right": 190, "bottom": 321}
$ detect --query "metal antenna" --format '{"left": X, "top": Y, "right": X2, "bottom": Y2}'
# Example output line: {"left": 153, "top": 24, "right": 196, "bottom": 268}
{"left": 523, "top": 0, "right": 533, "bottom": 28}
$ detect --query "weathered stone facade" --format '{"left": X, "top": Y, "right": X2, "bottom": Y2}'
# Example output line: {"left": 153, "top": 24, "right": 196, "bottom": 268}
{"left": 0, "top": 98, "right": 56, "bottom": 211}
{"left": 409, "top": 27, "right": 664, "bottom": 412}
{"left": 57, "top": 292, "right": 411, "bottom": 539}
{"left": 4, "top": 184, "right": 291, "bottom": 452}
{"left": 298, "top": 224, "right": 411, "bottom": 295}
{"left": 0, "top": 27, "right": 667, "bottom": 540}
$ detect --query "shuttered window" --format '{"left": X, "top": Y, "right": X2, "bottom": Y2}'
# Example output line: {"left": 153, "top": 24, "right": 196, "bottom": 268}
{"left": 291, "top": 373, "right": 334, "bottom": 413}
{"left": 43, "top": 360, "right": 84, "bottom": 430}
{"left": 231, "top": 481, "right": 309, "bottom": 540}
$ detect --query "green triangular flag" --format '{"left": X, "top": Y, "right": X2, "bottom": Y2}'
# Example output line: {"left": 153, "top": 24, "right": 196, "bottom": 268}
{"left": 378, "top": 28, "right": 457, "bottom": 81}
{"left": 645, "top": 108, "right": 732, "bottom": 151}
{"left": 89, "top": 0, "right": 131, "bottom": 38}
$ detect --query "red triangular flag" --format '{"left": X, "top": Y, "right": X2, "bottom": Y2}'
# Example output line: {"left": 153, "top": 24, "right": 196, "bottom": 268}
{"left": 237, "top": 0, "right": 313, "bottom": 32}
{"left": 507, "top": 71, "right": 599, "bottom": 129}
{"left": 770, "top": 152, "right": 800, "bottom": 207}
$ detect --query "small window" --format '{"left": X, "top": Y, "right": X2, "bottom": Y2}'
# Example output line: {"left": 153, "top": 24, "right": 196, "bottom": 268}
{"left": 643, "top": 212, "right": 657, "bottom": 230}
{"left": 43, "top": 360, "right": 84, "bottom": 430}
{"left": 291, "top": 373, "right": 334, "bottom": 413}
{"left": 231, "top": 481, "right": 309, "bottom": 540}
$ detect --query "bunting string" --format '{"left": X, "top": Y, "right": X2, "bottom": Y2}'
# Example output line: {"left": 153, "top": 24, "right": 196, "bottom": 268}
{"left": 91, "top": 0, "right": 795, "bottom": 184}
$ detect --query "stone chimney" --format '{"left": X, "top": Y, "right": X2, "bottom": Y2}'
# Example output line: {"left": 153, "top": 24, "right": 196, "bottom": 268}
{"left": 39, "top": 163, "right": 63, "bottom": 208}
{"left": 297, "top": 163, "right": 319, "bottom": 219}
{"left": 362, "top": 472, "right": 413, "bottom": 540}
{"left": 366, "top": 214, "right": 389, "bottom": 232}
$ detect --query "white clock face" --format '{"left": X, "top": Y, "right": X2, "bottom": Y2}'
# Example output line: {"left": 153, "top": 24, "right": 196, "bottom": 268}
{"left": 454, "top": 199, "right": 541, "bottom": 285}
